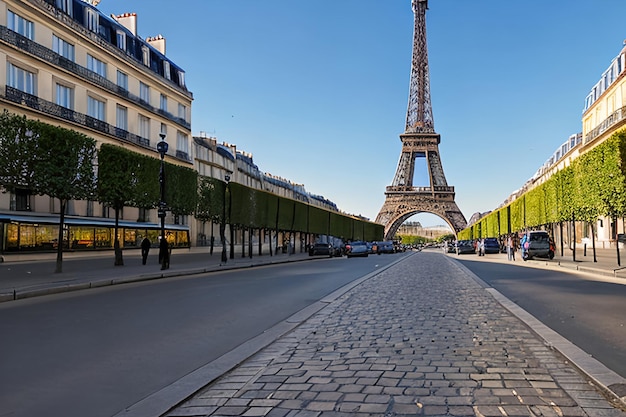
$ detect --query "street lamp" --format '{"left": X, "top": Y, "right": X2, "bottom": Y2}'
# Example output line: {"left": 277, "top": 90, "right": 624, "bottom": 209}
{"left": 221, "top": 173, "right": 231, "bottom": 263}
{"left": 157, "top": 132, "right": 169, "bottom": 270}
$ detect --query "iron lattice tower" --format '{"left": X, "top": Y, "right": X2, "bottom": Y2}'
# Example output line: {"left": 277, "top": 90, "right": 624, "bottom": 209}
{"left": 376, "top": 0, "right": 466, "bottom": 239}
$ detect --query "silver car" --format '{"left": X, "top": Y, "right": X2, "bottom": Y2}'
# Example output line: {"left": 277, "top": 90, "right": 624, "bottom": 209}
{"left": 345, "top": 241, "right": 369, "bottom": 258}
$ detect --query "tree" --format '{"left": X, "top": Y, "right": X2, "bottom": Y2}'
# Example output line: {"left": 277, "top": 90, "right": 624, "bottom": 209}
{"left": 30, "top": 121, "right": 97, "bottom": 273}
{"left": 97, "top": 144, "right": 140, "bottom": 266}
{"left": 0, "top": 111, "right": 36, "bottom": 193}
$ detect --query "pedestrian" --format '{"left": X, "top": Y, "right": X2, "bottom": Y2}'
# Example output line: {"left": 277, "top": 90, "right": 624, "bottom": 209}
{"left": 510, "top": 234, "right": 516, "bottom": 260}
{"left": 506, "top": 235, "right": 512, "bottom": 260}
{"left": 141, "top": 237, "right": 151, "bottom": 265}
{"left": 479, "top": 238, "right": 485, "bottom": 256}
{"left": 521, "top": 232, "right": 529, "bottom": 260}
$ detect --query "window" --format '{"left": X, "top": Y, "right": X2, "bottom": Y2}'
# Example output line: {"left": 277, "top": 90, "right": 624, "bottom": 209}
{"left": 55, "top": 0, "right": 72, "bottom": 17}
{"left": 142, "top": 45, "right": 150, "bottom": 67}
{"left": 87, "top": 96, "right": 105, "bottom": 121}
{"left": 160, "top": 94, "right": 168, "bottom": 112}
{"left": 86, "top": 8, "right": 99, "bottom": 32}
{"left": 53, "top": 35, "right": 75, "bottom": 61}
{"left": 178, "top": 71, "right": 186, "bottom": 88}
{"left": 11, "top": 188, "right": 31, "bottom": 211}
{"left": 138, "top": 115, "right": 150, "bottom": 139}
{"left": 176, "top": 131, "right": 189, "bottom": 154}
{"left": 55, "top": 83, "right": 73, "bottom": 109}
{"left": 163, "top": 61, "right": 171, "bottom": 80}
{"left": 7, "top": 62, "right": 36, "bottom": 94}
{"left": 116, "top": 105, "right": 128, "bottom": 131}
{"left": 87, "top": 54, "right": 107, "bottom": 77}
{"left": 139, "top": 82, "right": 150, "bottom": 104}
{"left": 160, "top": 123, "right": 167, "bottom": 138}
{"left": 117, "top": 70, "right": 128, "bottom": 90}
{"left": 116, "top": 30, "right": 126, "bottom": 50}
{"left": 7, "top": 10, "right": 34, "bottom": 40}
{"left": 178, "top": 103, "right": 187, "bottom": 120}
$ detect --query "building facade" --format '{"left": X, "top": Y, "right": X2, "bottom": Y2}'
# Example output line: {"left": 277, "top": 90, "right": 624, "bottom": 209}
{"left": 0, "top": 0, "right": 194, "bottom": 252}
{"left": 483, "top": 41, "right": 626, "bottom": 248}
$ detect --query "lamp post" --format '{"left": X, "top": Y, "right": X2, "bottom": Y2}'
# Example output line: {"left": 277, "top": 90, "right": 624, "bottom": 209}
{"left": 221, "top": 173, "right": 230, "bottom": 263}
{"left": 157, "top": 133, "right": 169, "bottom": 270}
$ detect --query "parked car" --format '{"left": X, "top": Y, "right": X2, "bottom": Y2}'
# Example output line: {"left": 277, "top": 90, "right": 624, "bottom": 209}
{"left": 522, "top": 231, "right": 551, "bottom": 260}
{"left": 345, "top": 241, "right": 369, "bottom": 258}
{"left": 483, "top": 238, "right": 500, "bottom": 254}
{"left": 456, "top": 240, "right": 475, "bottom": 254}
{"left": 376, "top": 241, "right": 395, "bottom": 254}
{"left": 309, "top": 242, "right": 333, "bottom": 257}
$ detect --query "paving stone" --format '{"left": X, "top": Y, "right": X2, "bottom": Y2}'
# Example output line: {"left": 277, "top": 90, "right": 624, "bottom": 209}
{"left": 165, "top": 253, "right": 624, "bottom": 416}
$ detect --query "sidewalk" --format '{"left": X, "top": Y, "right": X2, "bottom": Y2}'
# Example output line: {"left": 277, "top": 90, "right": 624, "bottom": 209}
{"left": 149, "top": 251, "right": 626, "bottom": 417}
{"left": 0, "top": 246, "right": 312, "bottom": 302}
{"left": 451, "top": 245, "right": 626, "bottom": 282}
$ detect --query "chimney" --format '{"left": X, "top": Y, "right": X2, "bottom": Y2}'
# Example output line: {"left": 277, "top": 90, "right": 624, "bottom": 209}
{"left": 147, "top": 34, "right": 166, "bottom": 55}
{"left": 112, "top": 12, "right": 137, "bottom": 36}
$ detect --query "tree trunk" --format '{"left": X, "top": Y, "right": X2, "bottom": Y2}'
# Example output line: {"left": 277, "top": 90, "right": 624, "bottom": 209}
{"left": 615, "top": 215, "right": 621, "bottom": 267}
{"left": 114, "top": 207, "right": 124, "bottom": 266}
{"left": 591, "top": 222, "right": 597, "bottom": 263}
{"left": 572, "top": 215, "right": 576, "bottom": 262}
{"left": 249, "top": 228, "right": 253, "bottom": 259}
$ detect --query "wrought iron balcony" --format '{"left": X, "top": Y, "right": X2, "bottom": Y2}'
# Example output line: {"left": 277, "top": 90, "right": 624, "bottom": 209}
{"left": 0, "top": 26, "right": 191, "bottom": 131}
{"left": 5, "top": 86, "right": 152, "bottom": 149}
{"left": 584, "top": 105, "right": 626, "bottom": 145}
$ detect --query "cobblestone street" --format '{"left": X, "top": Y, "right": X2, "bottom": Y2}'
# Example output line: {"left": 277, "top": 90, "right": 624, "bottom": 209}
{"left": 165, "top": 252, "right": 624, "bottom": 417}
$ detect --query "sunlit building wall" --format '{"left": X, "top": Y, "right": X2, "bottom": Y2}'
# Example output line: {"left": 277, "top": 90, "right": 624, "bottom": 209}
{"left": 0, "top": 0, "right": 193, "bottom": 251}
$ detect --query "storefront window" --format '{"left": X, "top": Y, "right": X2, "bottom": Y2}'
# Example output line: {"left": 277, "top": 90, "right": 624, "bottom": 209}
{"left": 95, "top": 228, "right": 112, "bottom": 248}
{"left": 124, "top": 229, "right": 138, "bottom": 247}
{"left": 69, "top": 227, "right": 95, "bottom": 249}
{"left": 37, "top": 225, "right": 59, "bottom": 250}
{"left": 1, "top": 222, "right": 188, "bottom": 252}
{"left": 6, "top": 223, "right": 18, "bottom": 250}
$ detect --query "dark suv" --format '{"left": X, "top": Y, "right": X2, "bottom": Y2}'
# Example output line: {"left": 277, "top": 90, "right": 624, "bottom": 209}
{"left": 523, "top": 231, "right": 551, "bottom": 260}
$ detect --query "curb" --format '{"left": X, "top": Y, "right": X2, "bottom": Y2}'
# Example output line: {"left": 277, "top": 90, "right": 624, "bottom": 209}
{"left": 448, "top": 256, "right": 626, "bottom": 411}
{"left": 0, "top": 255, "right": 314, "bottom": 303}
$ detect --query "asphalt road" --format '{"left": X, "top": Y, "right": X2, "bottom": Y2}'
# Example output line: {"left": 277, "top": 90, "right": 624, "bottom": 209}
{"left": 457, "top": 258, "right": 626, "bottom": 379}
{"left": 0, "top": 254, "right": 401, "bottom": 417}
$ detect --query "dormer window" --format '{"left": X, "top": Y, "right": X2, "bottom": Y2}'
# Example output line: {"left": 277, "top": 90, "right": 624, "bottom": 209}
{"left": 163, "top": 60, "right": 171, "bottom": 80}
{"left": 142, "top": 45, "right": 150, "bottom": 67}
{"left": 85, "top": 8, "right": 99, "bottom": 32}
{"left": 116, "top": 30, "right": 126, "bottom": 51}
{"left": 55, "top": 0, "right": 73, "bottom": 17}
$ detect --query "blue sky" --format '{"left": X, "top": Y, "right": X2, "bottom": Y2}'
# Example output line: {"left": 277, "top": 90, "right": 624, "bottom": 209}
{"left": 100, "top": 0, "right": 626, "bottom": 227}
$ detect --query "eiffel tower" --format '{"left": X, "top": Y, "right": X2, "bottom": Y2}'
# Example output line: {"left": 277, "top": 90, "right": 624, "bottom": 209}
{"left": 376, "top": 0, "right": 466, "bottom": 240}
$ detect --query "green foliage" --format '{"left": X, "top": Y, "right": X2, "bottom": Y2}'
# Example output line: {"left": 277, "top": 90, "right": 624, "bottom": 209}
{"left": 29, "top": 120, "right": 97, "bottom": 201}
{"left": 166, "top": 164, "right": 197, "bottom": 216}
{"left": 97, "top": 144, "right": 139, "bottom": 210}
{"left": 196, "top": 177, "right": 224, "bottom": 224}
{"left": 0, "top": 111, "right": 35, "bottom": 192}
{"left": 460, "top": 130, "right": 626, "bottom": 236}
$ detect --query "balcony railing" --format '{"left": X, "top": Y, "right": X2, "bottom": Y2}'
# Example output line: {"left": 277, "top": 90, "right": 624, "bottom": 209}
{"left": 584, "top": 105, "right": 626, "bottom": 144}
{"left": 0, "top": 26, "right": 191, "bottom": 131}
{"left": 5, "top": 86, "right": 154, "bottom": 149}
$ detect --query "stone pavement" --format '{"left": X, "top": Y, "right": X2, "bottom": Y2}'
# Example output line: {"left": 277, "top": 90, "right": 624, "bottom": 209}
{"left": 159, "top": 251, "right": 626, "bottom": 417}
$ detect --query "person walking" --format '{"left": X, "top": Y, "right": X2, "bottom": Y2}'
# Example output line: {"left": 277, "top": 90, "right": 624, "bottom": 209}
{"left": 141, "top": 237, "right": 151, "bottom": 265}
{"left": 510, "top": 234, "right": 516, "bottom": 261}
{"left": 507, "top": 234, "right": 513, "bottom": 261}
